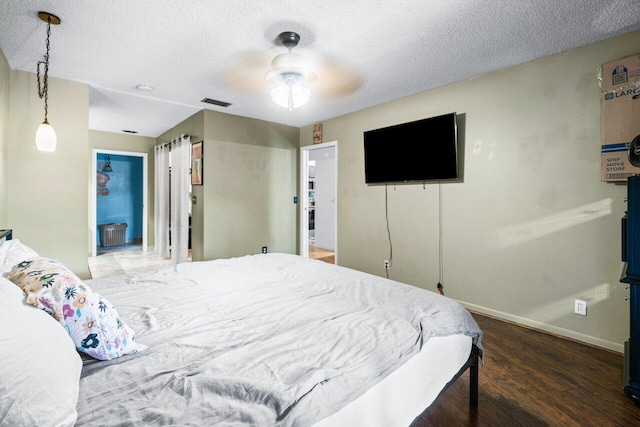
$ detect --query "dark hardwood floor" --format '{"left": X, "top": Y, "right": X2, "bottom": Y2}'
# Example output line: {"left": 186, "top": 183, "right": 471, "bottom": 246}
{"left": 412, "top": 312, "right": 640, "bottom": 426}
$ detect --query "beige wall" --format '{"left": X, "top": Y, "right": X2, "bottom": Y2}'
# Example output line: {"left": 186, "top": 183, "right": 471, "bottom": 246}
{"left": 201, "top": 110, "right": 299, "bottom": 260}
{"left": 89, "top": 130, "right": 158, "bottom": 253}
{"left": 7, "top": 70, "right": 90, "bottom": 278}
{"left": 0, "top": 48, "right": 9, "bottom": 227}
{"left": 159, "top": 109, "right": 299, "bottom": 262}
{"left": 301, "top": 30, "right": 640, "bottom": 352}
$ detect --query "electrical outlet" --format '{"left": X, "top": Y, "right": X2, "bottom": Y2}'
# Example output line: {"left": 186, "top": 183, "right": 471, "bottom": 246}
{"left": 384, "top": 260, "right": 390, "bottom": 270}
{"left": 262, "top": 246, "right": 267, "bottom": 254}
{"left": 574, "top": 299, "right": 587, "bottom": 316}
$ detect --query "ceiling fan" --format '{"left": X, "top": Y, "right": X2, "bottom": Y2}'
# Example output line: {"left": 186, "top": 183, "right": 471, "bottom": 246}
{"left": 265, "top": 31, "right": 316, "bottom": 110}
{"left": 222, "top": 30, "right": 363, "bottom": 110}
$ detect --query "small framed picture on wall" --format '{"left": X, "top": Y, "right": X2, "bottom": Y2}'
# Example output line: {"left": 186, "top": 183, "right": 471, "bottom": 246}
{"left": 313, "top": 123, "right": 322, "bottom": 144}
{"left": 191, "top": 141, "right": 203, "bottom": 185}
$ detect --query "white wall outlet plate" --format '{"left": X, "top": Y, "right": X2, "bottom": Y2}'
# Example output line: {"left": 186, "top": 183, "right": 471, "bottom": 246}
{"left": 574, "top": 299, "right": 587, "bottom": 316}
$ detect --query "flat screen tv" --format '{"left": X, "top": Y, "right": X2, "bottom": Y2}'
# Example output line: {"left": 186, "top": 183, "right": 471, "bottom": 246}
{"left": 364, "top": 112, "right": 458, "bottom": 184}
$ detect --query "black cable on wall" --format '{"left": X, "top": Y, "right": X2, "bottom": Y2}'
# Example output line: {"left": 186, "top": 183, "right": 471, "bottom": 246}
{"left": 384, "top": 183, "right": 393, "bottom": 278}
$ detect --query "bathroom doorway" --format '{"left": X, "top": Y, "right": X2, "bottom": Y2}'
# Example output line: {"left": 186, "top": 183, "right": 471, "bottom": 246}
{"left": 91, "top": 149, "right": 148, "bottom": 258}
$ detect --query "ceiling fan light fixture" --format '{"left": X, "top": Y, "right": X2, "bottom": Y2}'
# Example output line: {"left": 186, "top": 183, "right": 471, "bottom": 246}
{"left": 267, "top": 52, "right": 316, "bottom": 82}
{"left": 266, "top": 31, "right": 315, "bottom": 111}
{"left": 270, "top": 73, "right": 310, "bottom": 111}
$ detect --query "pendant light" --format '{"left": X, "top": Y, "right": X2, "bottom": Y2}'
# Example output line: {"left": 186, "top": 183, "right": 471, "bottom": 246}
{"left": 36, "top": 12, "right": 61, "bottom": 152}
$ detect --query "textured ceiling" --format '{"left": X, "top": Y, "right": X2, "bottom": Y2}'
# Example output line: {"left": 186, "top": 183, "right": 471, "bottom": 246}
{"left": 0, "top": 1, "right": 639, "bottom": 137}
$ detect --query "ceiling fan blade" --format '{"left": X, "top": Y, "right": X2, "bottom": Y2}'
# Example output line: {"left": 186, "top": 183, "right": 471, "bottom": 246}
{"left": 221, "top": 50, "right": 272, "bottom": 94}
{"left": 312, "top": 57, "right": 363, "bottom": 100}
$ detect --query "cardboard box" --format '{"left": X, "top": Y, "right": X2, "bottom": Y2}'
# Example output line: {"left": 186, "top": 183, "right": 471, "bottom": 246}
{"left": 602, "top": 143, "right": 640, "bottom": 181}
{"left": 601, "top": 54, "right": 640, "bottom": 182}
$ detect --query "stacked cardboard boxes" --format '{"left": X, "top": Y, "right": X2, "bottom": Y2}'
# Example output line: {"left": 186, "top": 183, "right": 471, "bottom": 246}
{"left": 601, "top": 54, "right": 640, "bottom": 182}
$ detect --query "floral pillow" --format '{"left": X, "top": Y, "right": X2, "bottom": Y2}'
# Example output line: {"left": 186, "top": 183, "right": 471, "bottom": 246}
{"left": 7, "top": 257, "right": 147, "bottom": 361}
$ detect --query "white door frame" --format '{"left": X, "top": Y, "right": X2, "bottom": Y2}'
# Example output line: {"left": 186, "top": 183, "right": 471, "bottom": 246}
{"left": 300, "top": 141, "right": 337, "bottom": 262}
{"left": 91, "top": 149, "right": 148, "bottom": 257}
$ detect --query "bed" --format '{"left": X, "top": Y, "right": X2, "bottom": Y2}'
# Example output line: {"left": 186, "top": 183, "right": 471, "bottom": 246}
{"left": 0, "top": 232, "right": 483, "bottom": 427}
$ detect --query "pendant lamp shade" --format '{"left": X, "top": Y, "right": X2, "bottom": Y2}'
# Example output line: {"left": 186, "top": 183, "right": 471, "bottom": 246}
{"left": 35, "top": 120, "right": 57, "bottom": 152}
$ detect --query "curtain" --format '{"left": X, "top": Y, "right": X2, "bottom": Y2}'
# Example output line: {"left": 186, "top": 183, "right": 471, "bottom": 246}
{"left": 154, "top": 145, "right": 170, "bottom": 259}
{"left": 170, "top": 134, "right": 191, "bottom": 264}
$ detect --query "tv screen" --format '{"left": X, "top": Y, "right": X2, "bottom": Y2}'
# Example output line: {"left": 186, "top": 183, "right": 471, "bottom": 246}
{"left": 363, "top": 112, "right": 458, "bottom": 184}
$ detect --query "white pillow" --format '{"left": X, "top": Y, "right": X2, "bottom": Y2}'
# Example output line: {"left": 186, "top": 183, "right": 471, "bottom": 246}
{"left": 0, "top": 239, "right": 38, "bottom": 276}
{"left": 0, "top": 276, "right": 81, "bottom": 427}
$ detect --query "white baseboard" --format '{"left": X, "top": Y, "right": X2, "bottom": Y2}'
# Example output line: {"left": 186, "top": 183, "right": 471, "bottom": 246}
{"left": 458, "top": 300, "right": 624, "bottom": 354}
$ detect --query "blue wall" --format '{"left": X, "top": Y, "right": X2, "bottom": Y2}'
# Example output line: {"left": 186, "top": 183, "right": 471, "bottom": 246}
{"left": 96, "top": 153, "right": 143, "bottom": 245}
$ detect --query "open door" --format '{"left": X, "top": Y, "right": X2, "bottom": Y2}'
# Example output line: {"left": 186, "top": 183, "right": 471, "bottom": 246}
{"left": 91, "top": 149, "right": 148, "bottom": 257}
{"left": 300, "top": 141, "right": 337, "bottom": 263}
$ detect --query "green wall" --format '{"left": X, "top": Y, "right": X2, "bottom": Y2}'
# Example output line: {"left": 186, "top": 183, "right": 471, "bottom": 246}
{"left": 159, "top": 110, "right": 299, "bottom": 262}
{"left": 202, "top": 110, "right": 299, "bottom": 260}
{"left": 300, "top": 30, "right": 640, "bottom": 352}
{"left": 7, "top": 70, "right": 90, "bottom": 278}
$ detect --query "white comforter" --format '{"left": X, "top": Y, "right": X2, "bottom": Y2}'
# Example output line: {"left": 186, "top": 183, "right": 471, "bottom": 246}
{"left": 77, "top": 253, "right": 482, "bottom": 426}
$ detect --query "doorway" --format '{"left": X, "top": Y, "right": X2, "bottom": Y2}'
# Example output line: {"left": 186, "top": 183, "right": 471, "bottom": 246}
{"left": 300, "top": 141, "right": 337, "bottom": 263}
{"left": 91, "top": 149, "right": 148, "bottom": 258}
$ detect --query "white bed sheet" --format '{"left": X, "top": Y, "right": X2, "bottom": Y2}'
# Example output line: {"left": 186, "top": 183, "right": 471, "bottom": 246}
{"left": 315, "top": 334, "right": 471, "bottom": 427}
{"left": 78, "top": 253, "right": 481, "bottom": 426}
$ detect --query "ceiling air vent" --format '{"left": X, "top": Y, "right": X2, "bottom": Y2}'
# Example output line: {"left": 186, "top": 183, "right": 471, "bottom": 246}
{"left": 122, "top": 130, "right": 138, "bottom": 134}
{"left": 201, "top": 98, "right": 232, "bottom": 108}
